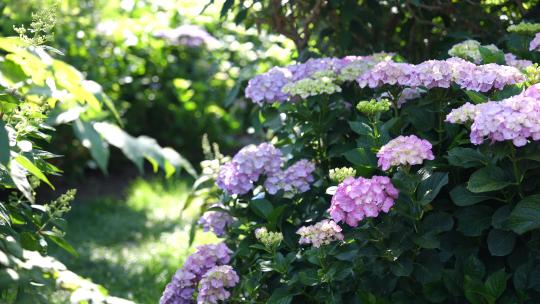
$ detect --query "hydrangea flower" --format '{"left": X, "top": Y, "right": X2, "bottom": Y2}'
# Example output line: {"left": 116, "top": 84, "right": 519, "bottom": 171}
{"left": 357, "top": 61, "right": 415, "bottom": 88}
{"left": 160, "top": 243, "right": 232, "bottom": 304}
{"left": 244, "top": 67, "right": 293, "bottom": 104}
{"left": 529, "top": 33, "right": 540, "bottom": 51}
{"left": 448, "top": 39, "right": 484, "bottom": 64}
{"left": 216, "top": 143, "right": 283, "bottom": 195}
{"left": 282, "top": 70, "right": 342, "bottom": 98}
{"left": 198, "top": 210, "right": 235, "bottom": 237}
{"left": 154, "top": 25, "right": 219, "bottom": 48}
{"left": 504, "top": 53, "right": 533, "bottom": 70}
{"left": 447, "top": 84, "right": 540, "bottom": 147}
{"left": 445, "top": 102, "right": 479, "bottom": 124}
{"left": 397, "top": 87, "right": 423, "bottom": 107}
{"left": 297, "top": 220, "right": 344, "bottom": 248}
{"left": 377, "top": 135, "right": 435, "bottom": 171}
{"left": 328, "top": 176, "right": 399, "bottom": 227}
{"left": 254, "top": 227, "right": 283, "bottom": 249}
{"left": 197, "top": 265, "right": 239, "bottom": 304}
{"left": 356, "top": 98, "right": 391, "bottom": 115}
{"left": 329, "top": 167, "right": 356, "bottom": 183}
{"left": 264, "top": 159, "right": 316, "bottom": 194}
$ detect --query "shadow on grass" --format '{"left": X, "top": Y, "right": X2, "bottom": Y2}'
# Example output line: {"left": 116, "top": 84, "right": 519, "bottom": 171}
{"left": 49, "top": 178, "right": 216, "bottom": 303}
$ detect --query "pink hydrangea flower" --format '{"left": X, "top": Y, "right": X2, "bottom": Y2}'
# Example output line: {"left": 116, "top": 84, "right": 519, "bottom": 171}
{"left": 377, "top": 135, "right": 435, "bottom": 171}
{"left": 529, "top": 33, "right": 540, "bottom": 51}
{"left": 504, "top": 53, "right": 533, "bottom": 70}
{"left": 328, "top": 176, "right": 399, "bottom": 227}
{"left": 297, "top": 219, "right": 344, "bottom": 248}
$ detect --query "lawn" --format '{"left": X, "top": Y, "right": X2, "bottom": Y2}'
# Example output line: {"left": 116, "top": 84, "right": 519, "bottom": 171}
{"left": 49, "top": 177, "right": 218, "bottom": 303}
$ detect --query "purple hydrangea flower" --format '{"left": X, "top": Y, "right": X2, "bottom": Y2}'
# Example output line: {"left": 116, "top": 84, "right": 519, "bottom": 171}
{"left": 264, "top": 159, "right": 316, "bottom": 195}
{"left": 397, "top": 87, "right": 423, "bottom": 108}
{"left": 196, "top": 265, "right": 239, "bottom": 304}
{"left": 216, "top": 143, "right": 283, "bottom": 195}
{"left": 154, "top": 25, "right": 219, "bottom": 48}
{"left": 328, "top": 176, "right": 399, "bottom": 227}
{"left": 160, "top": 243, "right": 232, "bottom": 304}
{"left": 297, "top": 220, "right": 344, "bottom": 248}
{"left": 504, "top": 53, "right": 533, "bottom": 70}
{"left": 377, "top": 135, "right": 435, "bottom": 171}
{"left": 529, "top": 33, "right": 540, "bottom": 51}
{"left": 198, "top": 210, "right": 235, "bottom": 237}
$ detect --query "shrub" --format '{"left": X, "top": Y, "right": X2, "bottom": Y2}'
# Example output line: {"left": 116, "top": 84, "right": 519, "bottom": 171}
{"left": 167, "top": 24, "right": 540, "bottom": 303}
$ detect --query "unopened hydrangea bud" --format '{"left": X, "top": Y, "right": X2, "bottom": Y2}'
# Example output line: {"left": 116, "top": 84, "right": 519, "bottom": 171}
{"left": 254, "top": 227, "right": 283, "bottom": 249}
{"left": 525, "top": 64, "right": 540, "bottom": 86}
{"left": 329, "top": 167, "right": 356, "bottom": 183}
{"left": 448, "top": 39, "right": 485, "bottom": 64}
{"left": 297, "top": 220, "right": 344, "bottom": 248}
{"left": 356, "top": 99, "right": 391, "bottom": 115}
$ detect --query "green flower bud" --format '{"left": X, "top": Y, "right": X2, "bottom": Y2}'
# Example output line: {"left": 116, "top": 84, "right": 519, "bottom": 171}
{"left": 329, "top": 167, "right": 356, "bottom": 183}
{"left": 525, "top": 64, "right": 540, "bottom": 87}
{"left": 255, "top": 227, "right": 283, "bottom": 250}
{"left": 356, "top": 99, "right": 391, "bottom": 115}
{"left": 282, "top": 70, "right": 341, "bottom": 98}
{"left": 507, "top": 22, "right": 540, "bottom": 34}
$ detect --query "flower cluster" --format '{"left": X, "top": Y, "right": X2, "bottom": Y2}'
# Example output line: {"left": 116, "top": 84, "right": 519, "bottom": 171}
{"left": 447, "top": 84, "right": 540, "bottom": 146}
{"left": 245, "top": 55, "right": 389, "bottom": 104}
{"left": 297, "top": 220, "right": 344, "bottom": 248}
{"left": 329, "top": 167, "right": 356, "bottom": 183}
{"left": 255, "top": 227, "right": 283, "bottom": 249}
{"left": 216, "top": 143, "right": 316, "bottom": 195}
{"left": 197, "top": 265, "right": 239, "bottom": 304}
{"left": 358, "top": 57, "right": 524, "bottom": 92}
{"left": 216, "top": 143, "right": 282, "bottom": 195}
{"left": 264, "top": 159, "right": 316, "bottom": 195}
{"left": 198, "top": 210, "right": 235, "bottom": 237}
{"left": 329, "top": 176, "right": 399, "bottom": 227}
{"left": 377, "top": 135, "right": 435, "bottom": 171}
{"left": 154, "top": 25, "right": 219, "bottom": 48}
{"left": 507, "top": 22, "right": 540, "bottom": 34}
{"left": 530, "top": 33, "right": 540, "bottom": 52}
{"left": 160, "top": 243, "right": 232, "bottom": 304}
{"left": 504, "top": 53, "right": 533, "bottom": 70}
{"left": 356, "top": 98, "right": 391, "bottom": 115}
{"left": 448, "top": 39, "right": 500, "bottom": 64}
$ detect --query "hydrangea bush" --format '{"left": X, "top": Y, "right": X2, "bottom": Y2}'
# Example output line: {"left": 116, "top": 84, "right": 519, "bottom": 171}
{"left": 164, "top": 24, "right": 540, "bottom": 303}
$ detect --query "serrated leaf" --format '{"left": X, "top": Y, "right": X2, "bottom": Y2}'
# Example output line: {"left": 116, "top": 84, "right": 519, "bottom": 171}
{"left": 14, "top": 154, "right": 54, "bottom": 189}
{"left": 467, "top": 166, "right": 512, "bottom": 193}
{"left": 447, "top": 147, "right": 487, "bottom": 168}
{"left": 450, "top": 185, "right": 493, "bottom": 206}
{"left": 487, "top": 229, "right": 516, "bottom": 256}
{"left": 507, "top": 194, "right": 540, "bottom": 234}
{"left": 484, "top": 269, "right": 509, "bottom": 300}
{"left": 417, "top": 171, "right": 448, "bottom": 205}
{"left": 250, "top": 199, "right": 273, "bottom": 219}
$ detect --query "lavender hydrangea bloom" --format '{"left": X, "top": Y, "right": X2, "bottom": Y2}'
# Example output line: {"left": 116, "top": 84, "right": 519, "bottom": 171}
{"left": 154, "top": 25, "right": 219, "bottom": 48}
{"left": 196, "top": 265, "right": 239, "bottom": 304}
{"left": 264, "top": 159, "right": 316, "bottom": 194}
{"left": 504, "top": 53, "right": 533, "bottom": 70}
{"left": 329, "top": 176, "right": 399, "bottom": 227}
{"left": 216, "top": 143, "right": 283, "bottom": 195}
{"left": 297, "top": 220, "right": 344, "bottom": 248}
{"left": 447, "top": 84, "right": 540, "bottom": 146}
{"left": 245, "top": 67, "right": 293, "bottom": 105}
{"left": 529, "top": 33, "right": 540, "bottom": 51}
{"left": 397, "top": 87, "right": 423, "bottom": 108}
{"left": 377, "top": 135, "right": 435, "bottom": 171}
{"left": 198, "top": 210, "right": 235, "bottom": 237}
{"left": 160, "top": 243, "right": 232, "bottom": 304}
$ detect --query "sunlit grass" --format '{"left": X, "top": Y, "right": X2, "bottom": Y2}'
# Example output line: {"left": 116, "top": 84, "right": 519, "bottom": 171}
{"left": 50, "top": 177, "right": 218, "bottom": 303}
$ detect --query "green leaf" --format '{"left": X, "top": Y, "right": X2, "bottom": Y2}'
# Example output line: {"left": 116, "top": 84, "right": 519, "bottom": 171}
{"left": 267, "top": 287, "right": 293, "bottom": 304}
{"left": 344, "top": 147, "right": 377, "bottom": 168}
{"left": 464, "top": 275, "right": 488, "bottom": 304}
{"left": 9, "top": 159, "right": 34, "bottom": 203}
{"left": 447, "top": 147, "right": 487, "bottom": 168}
{"left": 250, "top": 199, "right": 274, "bottom": 219}
{"left": 478, "top": 46, "right": 505, "bottom": 64}
{"left": 450, "top": 185, "right": 492, "bottom": 206}
{"left": 456, "top": 205, "right": 493, "bottom": 237}
{"left": 484, "top": 269, "right": 509, "bottom": 300}
{"left": 491, "top": 205, "right": 512, "bottom": 229}
{"left": 0, "top": 121, "right": 10, "bottom": 166}
{"left": 73, "top": 119, "right": 109, "bottom": 174}
{"left": 417, "top": 171, "right": 448, "bottom": 205}
{"left": 464, "top": 255, "right": 485, "bottom": 279}
{"left": 14, "top": 155, "right": 54, "bottom": 189}
{"left": 487, "top": 229, "right": 516, "bottom": 256}
{"left": 507, "top": 194, "right": 540, "bottom": 234}
{"left": 413, "top": 251, "right": 443, "bottom": 284}
{"left": 298, "top": 269, "right": 319, "bottom": 286}
{"left": 41, "top": 231, "right": 78, "bottom": 257}
{"left": 220, "top": 0, "right": 235, "bottom": 17}
{"left": 421, "top": 212, "right": 454, "bottom": 234}
{"left": 348, "top": 120, "right": 372, "bottom": 136}
{"left": 465, "top": 90, "right": 488, "bottom": 104}
{"left": 467, "top": 166, "right": 512, "bottom": 193}
{"left": 390, "top": 256, "right": 413, "bottom": 276}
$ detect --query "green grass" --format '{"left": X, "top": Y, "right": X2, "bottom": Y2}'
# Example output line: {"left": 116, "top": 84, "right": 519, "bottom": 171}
{"left": 50, "top": 177, "right": 218, "bottom": 303}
